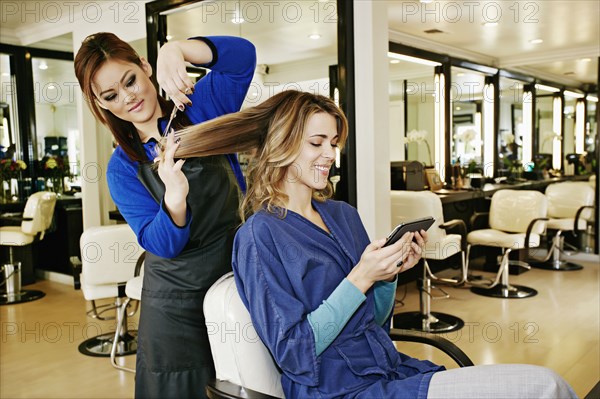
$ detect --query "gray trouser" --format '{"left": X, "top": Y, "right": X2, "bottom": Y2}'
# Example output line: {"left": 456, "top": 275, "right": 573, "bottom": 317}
{"left": 427, "top": 364, "right": 578, "bottom": 399}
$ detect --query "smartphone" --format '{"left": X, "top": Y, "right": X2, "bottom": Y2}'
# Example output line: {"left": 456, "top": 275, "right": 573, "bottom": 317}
{"left": 383, "top": 216, "right": 435, "bottom": 247}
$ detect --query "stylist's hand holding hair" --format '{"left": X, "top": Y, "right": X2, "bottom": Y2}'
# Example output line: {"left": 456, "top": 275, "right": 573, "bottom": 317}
{"left": 156, "top": 41, "right": 196, "bottom": 110}
{"left": 155, "top": 132, "right": 188, "bottom": 226}
{"left": 348, "top": 230, "right": 428, "bottom": 294}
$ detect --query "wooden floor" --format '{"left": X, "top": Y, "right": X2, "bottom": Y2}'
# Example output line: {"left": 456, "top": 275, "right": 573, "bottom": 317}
{"left": 1, "top": 255, "right": 598, "bottom": 398}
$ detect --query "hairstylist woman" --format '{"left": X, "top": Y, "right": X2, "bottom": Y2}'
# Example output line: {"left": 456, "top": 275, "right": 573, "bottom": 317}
{"left": 74, "top": 33, "right": 256, "bottom": 398}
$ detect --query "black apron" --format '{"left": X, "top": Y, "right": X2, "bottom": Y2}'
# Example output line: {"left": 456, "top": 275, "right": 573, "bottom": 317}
{"left": 134, "top": 155, "right": 240, "bottom": 399}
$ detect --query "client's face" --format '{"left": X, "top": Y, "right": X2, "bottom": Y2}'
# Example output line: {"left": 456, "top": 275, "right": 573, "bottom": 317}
{"left": 286, "top": 112, "right": 338, "bottom": 192}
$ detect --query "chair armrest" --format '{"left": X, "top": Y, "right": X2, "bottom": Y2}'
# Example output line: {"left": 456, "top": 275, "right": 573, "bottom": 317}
{"left": 469, "top": 212, "right": 489, "bottom": 231}
{"left": 524, "top": 218, "right": 549, "bottom": 250}
{"left": 134, "top": 251, "right": 145, "bottom": 277}
{"left": 389, "top": 328, "right": 474, "bottom": 367}
{"left": 573, "top": 205, "right": 594, "bottom": 237}
{"left": 206, "top": 379, "right": 280, "bottom": 399}
{"left": 439, "top": 219, "right": 468, "bottom": 252}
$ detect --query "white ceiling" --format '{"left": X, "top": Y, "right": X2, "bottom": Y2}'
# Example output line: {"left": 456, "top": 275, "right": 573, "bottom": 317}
{"left": 0, "top": 0, "right": 598, "bottom": 90}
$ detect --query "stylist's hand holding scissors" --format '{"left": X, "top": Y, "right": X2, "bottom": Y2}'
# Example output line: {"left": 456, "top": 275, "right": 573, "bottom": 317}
{"left": 156, "top": 42, "right": 195, "bottom": 111}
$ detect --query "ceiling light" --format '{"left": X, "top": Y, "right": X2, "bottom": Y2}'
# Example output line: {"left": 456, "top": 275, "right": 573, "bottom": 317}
{"left": 390, "top": 59, "right": 400, "bottom": 64}
{"left": 39, "top": 62, "right": 48, "bottom": 70}
{"left": 231, "top": 16, "right": 244, "bottom": 24}
{"left": 48, "top": 84, "right": 56, "bottom": 90}
{"left": 563, "top": 71, "right": 575, "bottom": 76}
{"left": 456, "top": 72, "right": 465, "bottom": 77}
{"left": 564, "top": 90, "right": 584, "bottom": 99}
{"left": 420, "top": 0, "right": 433, "bottom": 3}
{"left": 165, "top": 35, "right": 173, "bottom": 41}
{"left": 308, "top": 34, "right": 321, "bottom": 40}
{"left": 587, "top": 95, "right": 599, "bottom": 103}
{"left": 1, "top": 72, "right": 8, "bottom": 77}
{"left": 535, "top": 83, "right": 559, "bottom": 93}
{"left": 529, "top": 39, "right": 543, "bottom": 44}
{"left": 387, "top": 52, "right": 441, "bottom": 67}
{"left": 580, "top": 58, "right": 592, "bottom": 63}
{"left": 483, "top": 22, "right": 498, "bottom": 27}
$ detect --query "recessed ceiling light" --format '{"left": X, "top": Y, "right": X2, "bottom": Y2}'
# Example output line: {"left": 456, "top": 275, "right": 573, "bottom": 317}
{"left": 39, "top": 62, "right": 48, "bottom": 70}
{"left": 420, "top": 0, "right": 433, "bottom": 3}
{"left": 165, "top": 35, "right": 173, "bottom": 41}
{"left": 483, "top": 22, "right": 498, "bottom": 27}
{"left": 580, "top": 58, "right": 592, "bottom": 63}
{"left": 563, "top": 71, "right": 575, "bottom": 76}
{"left": 231, "top": 17, "right": 244, "bottom": 24}
{"left": 456, "top": 106, "right": 461, "bottom": 111}
{"left": 529, "top": 39, "right": 543, "bottom": 44}
{"left": 1, "top": 72, "right": 9, "bottom": 77}
{"left": 48, "top": 84, "right": 56, "bottom": 90}
{"left": 308, "top": 34, "right": 321, "bottom": 40}
{"left": 456, "top": 72, "right": 465, "bottom": 77}
{"left": 390, "top": 59, "right": 400, "bottom": 64}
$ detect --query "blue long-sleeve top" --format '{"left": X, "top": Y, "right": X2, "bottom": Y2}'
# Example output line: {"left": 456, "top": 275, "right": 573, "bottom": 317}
{"left": 233, "top": 199, "right": 443, "bottom": 399}
{"left": 106, "top": 36, "right": 256, "bottom": 258}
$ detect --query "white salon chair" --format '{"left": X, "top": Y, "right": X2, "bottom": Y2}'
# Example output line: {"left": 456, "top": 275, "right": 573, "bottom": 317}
{"left": 0, "top": 191, "right": 56, "bottom": 305}
{"left": 78, "top": 224, "right": 144, "bottom": 359}
{"left": 390, "top": 191, "right": 467, "bottom": 333}
{"left": 530, "top": 182, "right": 595, "bottom": 271}
{"left": 467, "top": 190, "right": 547, "bottom": 298}
{"left": 204, "top": 272, "right": 473, "bottom": 399}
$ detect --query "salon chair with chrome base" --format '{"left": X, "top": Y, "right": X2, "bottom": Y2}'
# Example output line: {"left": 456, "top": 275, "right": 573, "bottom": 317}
{"left": 0, "top": 191, "right": 56, "bottom": 305}
{"left": 78, "top": 224, "right": 144, "bottom": 359}
{"left": 529, "top": 182, "right": 594, "bottom": 271}
{"left": 390, "top": 191, "right": 468, "bottom": 333}
{"left": 204, "top": 272, "right": 473, "bottom": 399}
{"left": 467, "top": 190, "right": 547, "bottom": 299}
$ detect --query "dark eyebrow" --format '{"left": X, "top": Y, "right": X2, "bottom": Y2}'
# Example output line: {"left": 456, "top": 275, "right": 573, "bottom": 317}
{"left": 99, "top": 69, "right": 133, "bottom": 96}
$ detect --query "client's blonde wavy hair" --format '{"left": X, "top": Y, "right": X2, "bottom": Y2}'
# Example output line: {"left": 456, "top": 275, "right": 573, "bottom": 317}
{"left": 170, "top": 90, "right": 348, "bottom": 221}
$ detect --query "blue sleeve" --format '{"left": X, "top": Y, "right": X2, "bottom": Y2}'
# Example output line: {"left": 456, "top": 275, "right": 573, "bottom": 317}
{"left": 107, "top": 152, "right": 191, "bottom": 259}
{"left": 185, "top": 36, "right": 256, "bottom": 123}
{"left": 373, "top": 277, "right": 398, "bottom": 327}
{"left": 232, "top": 219, "right": 321, "bottom": 387}
{"left": 307, "top": 278, "right": 365, "bottom": 356}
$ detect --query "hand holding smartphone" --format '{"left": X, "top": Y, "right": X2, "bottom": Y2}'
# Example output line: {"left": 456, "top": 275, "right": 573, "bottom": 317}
{"left": 383, "top": 216, "right": 435, "bottom": 248}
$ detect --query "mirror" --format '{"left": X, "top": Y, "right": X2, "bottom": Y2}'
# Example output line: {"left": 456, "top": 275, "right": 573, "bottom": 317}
{"left": 164, "top": 0, "right": 339, "bottom": 180}
{"left": 498, "top": 77, "right": 527, "bottom": 175}
{"left": 586, "top": 98, "right": 597, "bottom": 171}
{"left": 450, "top": 67, "right": 488, "bottom": 171}
{"left": 32, "top": 57, "right": 80, "bottom": 188}
{"left": 388, "top": 54, "right": 436, "bottom": 166}
{"left": 563, "top": 95, "right": 577, "bottom": 174}
{"left": 0, "top": 53, "right": 19, "bottom": 161}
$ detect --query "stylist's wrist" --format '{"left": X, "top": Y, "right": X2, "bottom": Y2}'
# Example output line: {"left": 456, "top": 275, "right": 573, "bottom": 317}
{"left": 164, "top": 190, "right": 187, "bottom": 227}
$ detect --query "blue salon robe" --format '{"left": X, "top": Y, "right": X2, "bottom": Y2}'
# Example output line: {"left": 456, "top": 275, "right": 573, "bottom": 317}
{"left": 233, "top": 199, "right": 444, "bottom": 399}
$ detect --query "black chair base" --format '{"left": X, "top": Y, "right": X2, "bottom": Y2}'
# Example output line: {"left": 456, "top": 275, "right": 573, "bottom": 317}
{"left": 530, "top": 260, "right": 583, "bottom": 271}
{"left": 0, "top": 290, "right": 45, "bottom": 305}
{"left": 78, "top": 331, "right": 137, "bottom": 357}
{"left": 471, "top": 284, "right": 537, "bottom": 299}
{"left": 394, "top": 311, "right": 464, "bottom": 333}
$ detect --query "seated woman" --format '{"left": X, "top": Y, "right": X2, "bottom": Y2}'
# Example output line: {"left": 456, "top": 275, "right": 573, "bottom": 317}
{"left": 169, "top": 90, "right": 577, "bottom": 399}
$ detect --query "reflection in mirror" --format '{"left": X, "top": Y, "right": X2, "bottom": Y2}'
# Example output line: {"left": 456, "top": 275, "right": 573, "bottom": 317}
{"left": 388, "top": 54, "right": 437, "bottom": 166}
{"left": 562, "top": 93, "right": 579, "bottom": 174}
{"left": 586, "top": 96, "right": 598, "bottom": 172}
{"left": 498, "top": 77, "right": 528, "bottom": 177}
{"left": 164, "top": 0, "right": 339, "bottom": 181}
{"left": 450, "top": 67, "right": 487, "bottom": 171}
{"left": 32, "top": 57, "right": 79, "bottom": 195}
{"left": 0, "top": 53, "right": 19, "bottom": 161}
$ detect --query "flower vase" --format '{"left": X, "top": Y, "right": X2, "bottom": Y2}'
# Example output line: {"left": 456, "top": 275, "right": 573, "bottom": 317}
{"left": 49, "top": 177, "right": 63, "bottom": 196}
{"left": 0, "top": 180, "right": 9, "bottom": 201}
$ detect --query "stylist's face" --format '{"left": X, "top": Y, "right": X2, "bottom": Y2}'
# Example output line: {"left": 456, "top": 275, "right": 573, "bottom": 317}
{"left": 286, "top": 112, "right": 338, "bottom": 191}
{"left": 92, "top": 58, "right": 161, "bottom": 128}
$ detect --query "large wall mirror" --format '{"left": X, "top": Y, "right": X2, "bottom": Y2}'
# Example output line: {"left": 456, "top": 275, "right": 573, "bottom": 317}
{"left": 0, "top": 53, "right": 19, "bottom": 162}
{"left": 450, "top": 67, "right": 488, "bottom": 170}
{"left": 388, "top": 53, "right": 438, "bottom": 166}
{"left": 162, "top": 0, "right": 339, "bottom": 181}
{"left": 498, "top": 76, "right": 527, "bottom": 174}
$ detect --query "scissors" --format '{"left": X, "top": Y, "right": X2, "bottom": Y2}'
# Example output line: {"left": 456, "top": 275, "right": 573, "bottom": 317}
{"left": 162, "top": 105, "right": 178, "bottom": 137}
